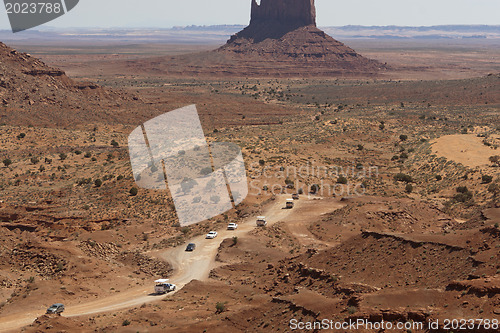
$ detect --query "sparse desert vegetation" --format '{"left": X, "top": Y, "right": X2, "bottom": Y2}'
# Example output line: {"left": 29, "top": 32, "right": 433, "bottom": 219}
{"left": 0, "top": 8, "right": 499, "bottom": 332}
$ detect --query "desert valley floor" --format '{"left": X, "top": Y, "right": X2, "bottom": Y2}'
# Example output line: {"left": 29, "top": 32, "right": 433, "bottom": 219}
{"left": 0, "top": 35, "right": 499, "bottom": 332}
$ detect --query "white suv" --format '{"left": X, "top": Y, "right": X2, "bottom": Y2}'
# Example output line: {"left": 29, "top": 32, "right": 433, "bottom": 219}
{"left": 206, "top": 231, "right": 218, "bottom": 239}
{"left": 227, "top": 223, "right": 238, "bottom": 230}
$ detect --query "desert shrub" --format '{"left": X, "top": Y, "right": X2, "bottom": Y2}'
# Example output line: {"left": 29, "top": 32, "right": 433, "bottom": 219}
{"left": 84, "top": 152, "right": 91, "bottom": 158}
{"left": 394, "top": 173, "right": 413, "bottom": 183}
{"left": 337, "top": 176, "right": 348, "bottom": 184}
{"left": 400, "top": 152, "right": 409, "bottom": 159}
{"left": 56, "top": 262, "right": 64, "bottom": 272}
{"left": 391, "top": 155, "right": 399, "bottom": 161}
{"left": 259, "top": 159, "right": 265, "bottom": 166}
{"left": 399, "top": 134, "right": 408, "bottom": 141}
{"left": 77, "top": 178, "right": 92, "bottom": 186}
{"left": 181, "top": 178, "right": 197, "bottom": 193}
{"left": 30, "top": 157, "right": 39, "bottom": 164}
{"left": 454, "top": 188, "right": 473, "bottom": 203}
{"left": 297, "top": 188, "right": 304, "bottom": 194}
{"left": 122, "top": 320, "right": 131, "bottom": 326}
{"left": 130, "top": 187, "right": 138, "bottom": 196}
{"left": 490, "top": 155, "right": 500, "bottom": 166}
{"left": 2, "top": 159, "right": 12, "bottom": 167}
{"left": 310, "top": 184, "right": 321, "bottom": 194}
{"left": 347, "top": 306, "right": 357, "bottom": 314}
{"left": 59, "top": 153, "right": 67, "bottom": 161}
{"left": 94, "top": 179, "right": 102, "bottom": 187}
{"left": 117, "top": 175, "right": 124, "bottom": 181}
{"left": 357, "top": 144, "right": 364, "bottom": 151}
{"left": 201, "top": 167, "right": 212, "bottom": 176}
{"left": 435, "top": 175, "right": 442, "bottom": 181}
{"left": 17, "top": 133, "right": 26, "bottom": 139}
{"left": 482, "top": 175, "right": 493, "bottom": 184}
{"left": 111, "top": 139, "right": 119, "bottom": 147}
{"left": 74, "top": 150, "right": 82, "bottom": 155}
{"left": 405, "top": 184, "right": 414, "bottom": 193}
{"left": 215, "top": 302, "right": 227, "bottom": 314}
{"left": 488, "top": 183, "right": 499, "bottom": 195}
{"left": 232, "top": 236, "right": 238, "bottom": 246}
{"left": 39, "top": 165, "right": 45, "bottom": 172}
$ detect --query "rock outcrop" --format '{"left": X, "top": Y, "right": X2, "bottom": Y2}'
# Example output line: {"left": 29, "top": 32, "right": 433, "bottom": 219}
{"left": 225, "top": 0, "right": 319, "bottom": 43}
{"left": 0, "top": 41, "right": 143, "bottom": 127}
{"left": 215, "top": 0, "right": 384, "bottom": 75}
{"left": 121, "top": 0, "right": 385, "bottom": 77}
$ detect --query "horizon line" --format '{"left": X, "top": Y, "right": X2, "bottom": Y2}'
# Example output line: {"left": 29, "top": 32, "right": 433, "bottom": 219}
{"left": 1, "top": 23, "right": 499, "bottom": 32}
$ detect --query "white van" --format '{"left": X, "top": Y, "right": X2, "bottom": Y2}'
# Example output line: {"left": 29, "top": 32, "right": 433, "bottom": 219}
{"left": 256, "top": 216, "right": 267, "bottom": 227}
{"left": 154, "top": 279, "right": 176, "bottom": 294}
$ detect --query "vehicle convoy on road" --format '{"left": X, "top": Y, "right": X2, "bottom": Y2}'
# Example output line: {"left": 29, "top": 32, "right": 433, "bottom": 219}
{"left": 46, "top": 303, "right": 65, "bottom": 314}
{"left": 227, "top": 222, "right": 238, "bottom": 230}
{"left": 206, "top": 231, "right": 218, "bottom": 239}
{"left": 256, "top": 216, "right": 267, "bottom": 227}
{"left": 185, "top": 243, "right": 196, "bottom": 251}
{"left": 154, "top": 279, "right": 176, "bottom": 294}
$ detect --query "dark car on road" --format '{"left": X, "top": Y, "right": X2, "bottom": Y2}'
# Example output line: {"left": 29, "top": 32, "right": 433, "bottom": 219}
{"left": 186, "top": 243, "right": 196, "bottom": 251}
{"left": 46, "top": 303, "right": 65, "bottom": 314}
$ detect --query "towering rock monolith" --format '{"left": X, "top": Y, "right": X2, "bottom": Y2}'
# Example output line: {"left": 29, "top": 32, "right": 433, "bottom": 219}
{"left": 250, "top": 0, "right": 316, "bottom": 28}
{"left": 215, "top": 0, "right": 383, "bottom": 75}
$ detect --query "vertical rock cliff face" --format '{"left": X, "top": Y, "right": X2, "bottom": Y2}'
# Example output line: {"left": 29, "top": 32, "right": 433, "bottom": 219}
{"left": 250, "top": 0, "right": 316, "bottom": 27}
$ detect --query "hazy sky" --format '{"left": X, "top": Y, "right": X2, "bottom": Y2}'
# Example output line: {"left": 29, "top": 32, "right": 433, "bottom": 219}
{"left": 1, "top": 0, "right": 499, "bottom": 30}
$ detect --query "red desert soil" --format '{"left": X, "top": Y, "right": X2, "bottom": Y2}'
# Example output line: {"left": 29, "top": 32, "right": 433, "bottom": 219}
{"left": 431, "top": 134, "right": 499, "bottom": 168}
{"left": 0, "top": 2, "right": 499, "bottom": 331}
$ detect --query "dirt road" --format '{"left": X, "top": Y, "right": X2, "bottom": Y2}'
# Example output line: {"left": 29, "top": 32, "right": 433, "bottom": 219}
{"left": 0, "top": 196, "right": 340, "bottom": 332}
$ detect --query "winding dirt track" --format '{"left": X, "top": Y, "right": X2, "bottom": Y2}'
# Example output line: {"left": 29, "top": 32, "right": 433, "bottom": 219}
{"left": 0, "top": 196, "right": 341, "bottom": 332}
